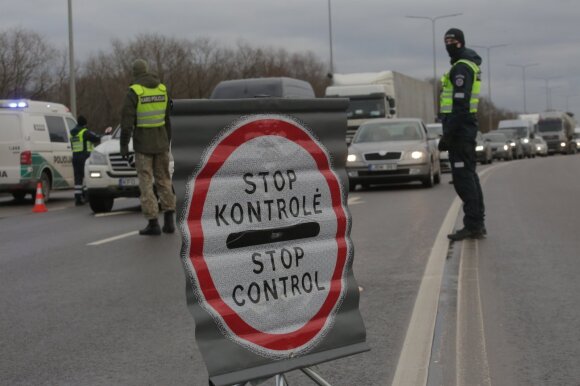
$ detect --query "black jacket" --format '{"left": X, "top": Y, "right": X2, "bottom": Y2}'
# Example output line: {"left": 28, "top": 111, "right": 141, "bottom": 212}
{"left": 441, "top": 47, "right": 482, "bottom": 144}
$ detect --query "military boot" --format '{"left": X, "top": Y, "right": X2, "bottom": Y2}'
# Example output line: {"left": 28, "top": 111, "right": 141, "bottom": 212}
{"left": 139, "top": 219, "right": 162, "bottom": 236}
{"left": 162, "top": 211, "right": 175, "bottom": 234}
{"left": 447, "top": 227, "right": 485, "bottom": 241}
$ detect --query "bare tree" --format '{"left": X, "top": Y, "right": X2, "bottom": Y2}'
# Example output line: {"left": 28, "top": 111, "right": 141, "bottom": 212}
{"left": 0, "top": 28, "right": 62, "bottom": 99}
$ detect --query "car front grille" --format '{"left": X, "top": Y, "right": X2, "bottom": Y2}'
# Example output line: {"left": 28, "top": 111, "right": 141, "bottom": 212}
{"left": 364, "top": 152, "right": 402, "bottom": 161}
{"left": 109, "top": 153, "right": 136, "bottom": 173}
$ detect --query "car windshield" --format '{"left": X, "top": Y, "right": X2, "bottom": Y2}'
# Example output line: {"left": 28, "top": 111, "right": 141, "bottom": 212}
{"left": 483, "top": 133, "right": 507, "bottom": 142}
{"left": 354, "top": 122, "right": 423, "bottom": 143}
{"left": 502, "top": 126, "right": 528, "bottom": 137}
{"left": 495, "top": 129, "right": 516, "bottom": 139}
{"left": 537, "top": 119, "right": 562, "bottom": 132}
{"left": 346, "top": 98, "right": 386, "bottom": 119}
{"left": 426, "top": 124, "right": 443, "bottom": 137}
{"left": 112, "top": 126, "right": 121, "bottom": 139}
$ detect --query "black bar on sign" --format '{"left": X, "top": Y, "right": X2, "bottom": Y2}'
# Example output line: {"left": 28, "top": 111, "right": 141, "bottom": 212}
{"left": 226, "top": 222, "right": 320, "bottom": 249}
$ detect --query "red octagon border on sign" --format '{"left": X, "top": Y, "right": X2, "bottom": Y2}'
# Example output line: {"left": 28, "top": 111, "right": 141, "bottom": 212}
{"left": 186, "top": 118, "right": 348, "bottom": 351}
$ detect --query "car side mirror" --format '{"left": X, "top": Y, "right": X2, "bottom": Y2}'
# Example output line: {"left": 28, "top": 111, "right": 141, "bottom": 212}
{"left": 427, "top": 132, "right": 439, "bottom": 140}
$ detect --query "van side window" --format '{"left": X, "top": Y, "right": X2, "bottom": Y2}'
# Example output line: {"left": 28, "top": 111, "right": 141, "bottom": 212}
{"left": 45, "top": 116, "right": 69, "bottom": 143}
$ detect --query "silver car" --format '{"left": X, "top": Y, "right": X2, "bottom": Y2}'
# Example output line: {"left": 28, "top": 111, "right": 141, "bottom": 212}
{"left": 347, "top": 118, "right": 441, "bottom": 189}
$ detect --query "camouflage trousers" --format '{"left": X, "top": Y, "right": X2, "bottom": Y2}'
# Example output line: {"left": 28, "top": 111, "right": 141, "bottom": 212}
{"left": 135, "top": 151, "right": 176, "bottom": 220}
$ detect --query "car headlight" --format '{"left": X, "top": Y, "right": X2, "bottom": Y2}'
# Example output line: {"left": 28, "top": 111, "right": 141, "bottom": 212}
{"left": 560, "top": 142, "right": 567, "bottom": 147}
{"left": 475, "top": 145, "right": 484, "bottom": 151}
{"left": 410, "top": 150, "right": 425, "bottom": 160}
{"left": 536, "top": 146, "right": 541, "bottom": 151}
{"left": 503, "top": 145, "right": 509, "bottom": 151}
{"left": 87, "top": 150, "right": 107, "bottom": 165}
{"left": 522, "top": 138, "right": 529, "bottom": 144}
{"left": 347, "top": 154, "right": 358, "bottom": 162}
{"left": 509, "top": 142, "right": 516, "bottom": 147}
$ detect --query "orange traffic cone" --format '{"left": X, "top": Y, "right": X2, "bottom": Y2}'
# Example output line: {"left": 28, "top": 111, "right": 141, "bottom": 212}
{"left": 32, "top": 182, "right": 48, "bottom": 213}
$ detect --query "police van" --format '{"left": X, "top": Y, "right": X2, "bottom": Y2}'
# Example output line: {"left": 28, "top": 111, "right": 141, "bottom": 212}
{"left": 0, "top": 99, "right": 75, "bottom": 201}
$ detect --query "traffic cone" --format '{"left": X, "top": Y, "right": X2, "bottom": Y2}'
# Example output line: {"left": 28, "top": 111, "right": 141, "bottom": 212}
{"left": 32, "top": 182, "right": 48, "bottom": 213}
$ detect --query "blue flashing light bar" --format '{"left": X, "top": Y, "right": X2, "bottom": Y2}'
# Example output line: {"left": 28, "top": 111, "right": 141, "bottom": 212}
{"left": 2, "top": 100, "right": 29, "bottom": 108}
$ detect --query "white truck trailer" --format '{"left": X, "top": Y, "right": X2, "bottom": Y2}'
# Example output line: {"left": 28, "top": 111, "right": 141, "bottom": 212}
{"left": 325, "top": 71, "right": 435, "bottom": 142}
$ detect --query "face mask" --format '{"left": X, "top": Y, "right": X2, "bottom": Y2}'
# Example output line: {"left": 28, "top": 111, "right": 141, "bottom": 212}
{"left": 446, "top": 43, "right": 461, "bottom": 57}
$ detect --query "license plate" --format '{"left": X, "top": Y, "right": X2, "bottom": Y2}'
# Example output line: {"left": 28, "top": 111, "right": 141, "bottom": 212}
{"left": 119, "top": 177, "right": 138, "bottom": 187}
{"left": 369, "top": 164, "right": 397, "bottom": 171}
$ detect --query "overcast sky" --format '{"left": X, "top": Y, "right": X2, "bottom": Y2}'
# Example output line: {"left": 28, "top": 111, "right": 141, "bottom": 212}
{"left": 3, "top": 0, "right": 580, "bottom": 119}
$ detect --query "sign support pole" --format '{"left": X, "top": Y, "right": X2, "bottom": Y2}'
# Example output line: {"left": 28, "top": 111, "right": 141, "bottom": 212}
{"left": 232, "top": 366, "right": 333, "bottom": 386}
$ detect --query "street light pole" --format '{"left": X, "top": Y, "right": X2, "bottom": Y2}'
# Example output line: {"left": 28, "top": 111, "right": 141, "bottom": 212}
{"left": 327, "top": 0, "right": 334, "bottom": 76}
{"left": 506, "top": 63, "right": 539, "bottom": 113}
{"left": 472, "top": 44, "right": 507, "bottom": 131}
{"left": 406, "top": 13, "right": 462, "bottom": 116}
{"left": 537, "top": 77, "right": 562, "bottom": 111}
{"left": 67, "top": 0, "right": 77, "bottom": 117}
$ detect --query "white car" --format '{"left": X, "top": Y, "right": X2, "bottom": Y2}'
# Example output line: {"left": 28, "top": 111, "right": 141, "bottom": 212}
{"left": 84, "top": 127, "right": 173, "bottom": 213}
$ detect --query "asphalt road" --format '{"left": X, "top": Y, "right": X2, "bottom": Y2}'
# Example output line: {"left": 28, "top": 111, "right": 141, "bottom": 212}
{"left": 1, "top": 154, "right": 579, "bottom": 386}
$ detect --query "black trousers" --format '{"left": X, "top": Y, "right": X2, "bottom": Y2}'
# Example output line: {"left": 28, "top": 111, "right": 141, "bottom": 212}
{"left": 449, "top": 142, "right": 485, "bottom": 231}
{"left": 72, "top": 153, "right": 89, "bottom": 200}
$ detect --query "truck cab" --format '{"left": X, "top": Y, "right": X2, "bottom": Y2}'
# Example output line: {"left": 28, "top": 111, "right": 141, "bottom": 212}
{"left": 536, "top": 111, "right": 577, "bottom": 154}
{"left": 324, "top": 71, "right": 434, "bottom": 144}
{"left": 325, "top": 84, "right": 395, "bottom": 143}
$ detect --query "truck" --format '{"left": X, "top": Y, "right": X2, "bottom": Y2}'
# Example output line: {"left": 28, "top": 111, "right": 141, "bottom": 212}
{"left": 324, "top": 71, "right": 435, "bottom": 143}
{"left": 536, "top": 111, "right": 577, "bottom": 154}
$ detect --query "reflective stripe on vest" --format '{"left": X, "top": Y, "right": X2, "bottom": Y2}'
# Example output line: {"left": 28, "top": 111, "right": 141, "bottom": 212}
{"left": 440, "top": 59, "right": 481, "bottom": 114}
{"left": 130, "top": 84, "right": 168, "bottom": 128}
{"left": 71, "top": 128, "right": 93, "bottom": 153}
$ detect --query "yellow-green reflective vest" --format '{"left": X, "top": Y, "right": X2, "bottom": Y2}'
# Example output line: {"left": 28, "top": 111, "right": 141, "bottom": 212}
{"left": 130, "top": 83, "right": 168, "bottom": 128}
{"left": 71, "top": 128, "right": 94, "bottom": 153}
{"left": 440, "top": 59, "right": 481, "bottom": 114}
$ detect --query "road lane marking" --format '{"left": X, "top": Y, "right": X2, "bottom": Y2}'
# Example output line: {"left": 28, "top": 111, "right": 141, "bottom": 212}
{"left": 391, "top": 197, "right": 462, "bottom": 386}
{"left": 391, "top": 163, "right": 504, "bottom": 386}
{"left": 348, "top": 195, "right": 364, "bottom": 205}
{"left": 94, "top": 211, "right": 135, "bottom": 217}
{"left": 456, "top": 241, "right": 491, "bottom": 386}
{"left": 87, "top": 231, "right": 138, "bottom": 246}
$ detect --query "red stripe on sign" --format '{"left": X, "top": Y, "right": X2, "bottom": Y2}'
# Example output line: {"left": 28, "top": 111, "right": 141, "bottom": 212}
{"left": 187, "top": 118, "right": 348, "bottom": 351}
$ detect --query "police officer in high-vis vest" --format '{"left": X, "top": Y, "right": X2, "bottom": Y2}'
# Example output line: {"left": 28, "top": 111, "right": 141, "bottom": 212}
{"left": 120, "top": 59, "right": 176, "bottom": 236}
{"left": 70, "top": 115, "right": 111, "bottom": 206}
{"left": 438, "top": 28, "right": 486, "bottom": 241}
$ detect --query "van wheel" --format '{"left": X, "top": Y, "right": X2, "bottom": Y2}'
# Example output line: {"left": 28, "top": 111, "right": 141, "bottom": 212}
{"left": 88, "top": 195, "right": 114, "bottom": 213}
{"left": 40, "top": 171, "right": 51, "bottom": 203}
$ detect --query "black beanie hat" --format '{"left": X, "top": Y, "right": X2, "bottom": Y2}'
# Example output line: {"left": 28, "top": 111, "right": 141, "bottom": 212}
{"left": 445, "top": 28, "right": 465, "bottom": 46}
{"left": 77, "top": 115, "right": 87, "bottom": 126}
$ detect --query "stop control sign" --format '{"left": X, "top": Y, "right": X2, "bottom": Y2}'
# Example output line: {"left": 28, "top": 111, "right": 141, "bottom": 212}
{"left": 181, "top": 115, "right": 352, "bottom": 358}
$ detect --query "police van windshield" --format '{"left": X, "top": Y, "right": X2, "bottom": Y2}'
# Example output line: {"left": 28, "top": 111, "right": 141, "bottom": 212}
{"left": 346, "top": 98, "right": 386, "bottom": 119}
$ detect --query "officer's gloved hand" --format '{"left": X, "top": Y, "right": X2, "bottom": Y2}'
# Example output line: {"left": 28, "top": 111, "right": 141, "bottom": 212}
{"left": 438, "top": 136, "right": 450, "bottom": 152}
{"left": 120, "top": 145, "right": 129, "bottom": 160}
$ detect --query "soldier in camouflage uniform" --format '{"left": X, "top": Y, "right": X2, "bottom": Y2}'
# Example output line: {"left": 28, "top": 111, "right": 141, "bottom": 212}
{"left": 120, "top": 59, "right": 176, "bottom": 235}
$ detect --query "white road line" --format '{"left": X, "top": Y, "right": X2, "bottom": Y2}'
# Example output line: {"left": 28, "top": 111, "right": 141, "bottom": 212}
{"left": 94, "top": 211, "right": 135, "bottom": 217}
{"left": 456, "top": 241, "right": 491, "bottom": 386}
{"left": 87, "top": 231, "right": 138, "bottom": 246}
{"left": 391, "top": 164, "right": 504, "bottom": 386}
{"left": 348, "top": 196, "right": 364, "bottom": 205}
{"left": 391, "top": 197, "right": 461, "bottom": 386}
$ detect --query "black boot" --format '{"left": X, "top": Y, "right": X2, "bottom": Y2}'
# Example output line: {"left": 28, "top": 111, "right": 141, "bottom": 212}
{"left": 162, "top": 211, "right": 175, "bottom": 234}
{"left": 75, "top": 194, "right": 85, "bottom": 206}
{"left": 139, "top": 219, "right": 161, "bottom": 236}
